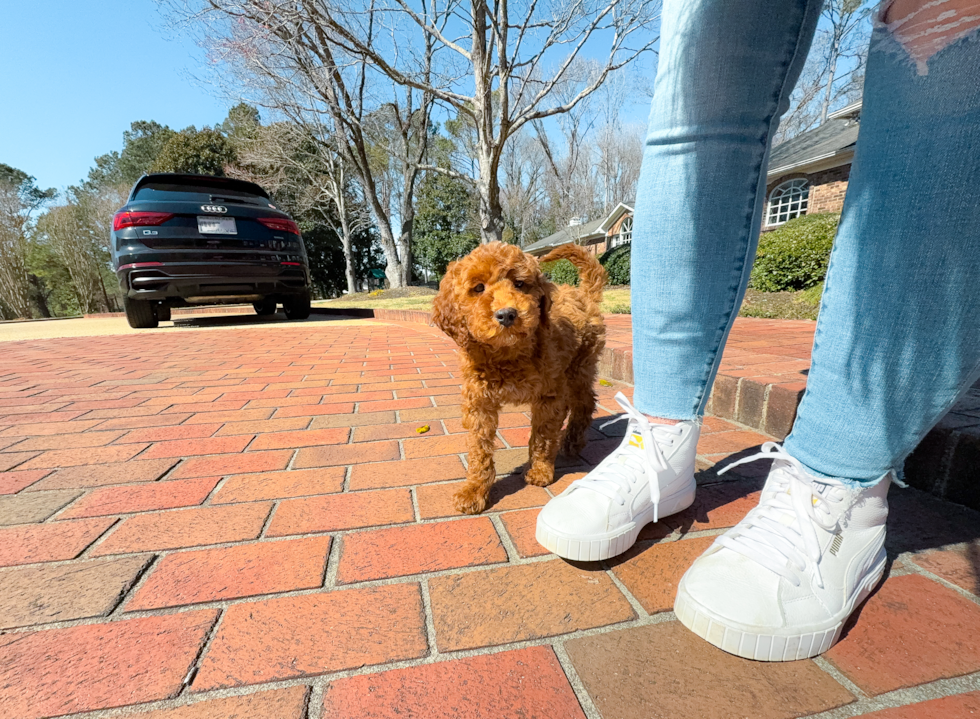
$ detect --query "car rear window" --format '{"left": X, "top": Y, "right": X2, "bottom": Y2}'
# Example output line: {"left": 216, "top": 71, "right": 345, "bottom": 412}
{"left": 133, "top": 182, "right": 273, "bottom": 206}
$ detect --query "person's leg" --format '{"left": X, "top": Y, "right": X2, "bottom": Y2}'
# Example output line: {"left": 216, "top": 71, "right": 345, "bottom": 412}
{"left": 676, "top": 10, "right": 980, "bottom": 661}
{"left": 630, "top": 0, "right": 823, "bottom": 421}
{"left": 536, "top": 0, "right": 823, "bottom": 562}
{"left": 783, "top": 7, "right": 980, "bottom": 482}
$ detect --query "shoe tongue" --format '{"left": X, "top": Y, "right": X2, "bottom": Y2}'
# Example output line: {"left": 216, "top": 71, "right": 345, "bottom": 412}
{"left": 617, "top": 421, "right": 649, "bottom": 460}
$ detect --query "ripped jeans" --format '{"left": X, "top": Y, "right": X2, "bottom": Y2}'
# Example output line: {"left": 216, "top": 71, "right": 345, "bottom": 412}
{"left": 630, "top": 0, "right": 980, "bottom": 483}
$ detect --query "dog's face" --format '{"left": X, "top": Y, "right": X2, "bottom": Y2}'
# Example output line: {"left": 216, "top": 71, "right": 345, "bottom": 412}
{"left": 433, "top": 242, "right": 552, "bottom": 349}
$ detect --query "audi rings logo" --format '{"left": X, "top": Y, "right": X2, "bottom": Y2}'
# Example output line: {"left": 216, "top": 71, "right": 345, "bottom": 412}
{"left": 200, "top": 205, "right": 228, "bottom": 213}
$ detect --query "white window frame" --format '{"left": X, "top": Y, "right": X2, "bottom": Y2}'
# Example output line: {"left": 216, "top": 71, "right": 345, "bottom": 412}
{"left": 611, "top": 215, "right": 633, "bottom": 248}
{"left": 767, "top": 179, "right": 809, "bottom": 226}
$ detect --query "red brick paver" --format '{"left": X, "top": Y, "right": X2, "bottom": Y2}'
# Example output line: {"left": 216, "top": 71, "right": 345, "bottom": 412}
{"left": 194, "top": 583, "right": 427, "bottom": 689}
{"left": 1, "top": 317, "right": 977, "bottom": 719}
{"left": 321, "top": 646, "right": 587, "bottom": 719}
{"left": 0, "top": 611, "right": 217, "bottom": 719}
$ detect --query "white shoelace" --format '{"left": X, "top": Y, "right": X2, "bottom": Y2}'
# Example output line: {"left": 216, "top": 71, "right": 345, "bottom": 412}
{"left": 715, "top": 442, "right": 843, "bottom": 588}
{"left": 570, "top": 392, "right": 683, "bottom": 523}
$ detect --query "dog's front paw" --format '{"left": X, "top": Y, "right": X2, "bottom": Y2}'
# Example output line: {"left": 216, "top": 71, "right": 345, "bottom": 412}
{"left": 453, "top": 485, "right": 488, "bottom": 515}
{"left": 524, "top": 464, "right": 554, "bottom": 487}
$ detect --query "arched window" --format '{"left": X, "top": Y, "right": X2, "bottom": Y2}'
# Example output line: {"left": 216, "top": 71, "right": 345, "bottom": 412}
{"left": 612, "top": 216, "right": 633, "bottom": 248}
{"left": 767, "top": 179, "right": 809, "bottom": 226}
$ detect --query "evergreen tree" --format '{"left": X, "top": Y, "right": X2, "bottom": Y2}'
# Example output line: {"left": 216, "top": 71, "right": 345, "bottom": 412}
{"left": 412, "top": 171, "right": 479, "bottom": 278}
{"left": 151, "top": 128, "right": 237, "bottom": 176}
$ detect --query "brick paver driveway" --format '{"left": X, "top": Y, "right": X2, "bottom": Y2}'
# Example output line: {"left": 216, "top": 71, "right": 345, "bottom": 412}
{"left": 0, "top": 315, "right": 978, "bottom": 719}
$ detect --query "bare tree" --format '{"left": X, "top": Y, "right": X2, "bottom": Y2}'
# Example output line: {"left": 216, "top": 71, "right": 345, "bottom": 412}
{"left": 499, "top": 131, "right": 547, "bottom": 247}
{"left": 0, "top": 167, "right": 53, "bottom": 318}
{"left": 818, "top": 0, "right": 869, "bottom": 124}
{"left": 271, "top": 0, "right": 660, "bottom": 243}
{"left": 777, "top": 0, "right": 870, "bottom": 142}
{"left": 37, "top": 201, "right": 113, "bottom": 314}
{"left": 162, "top": 0, "right": 435, "bottom": 287}
{"left": 531, "top": 63, "right": 605, "bottom": 228}
{"left": 594, "top": 122, "right": 643, "bottom": 211}
{"left": 231, "top": 121, "right": 370, "bottom": 293}
{"left": 0, "top": 184, "right": 35, "bottom": 318}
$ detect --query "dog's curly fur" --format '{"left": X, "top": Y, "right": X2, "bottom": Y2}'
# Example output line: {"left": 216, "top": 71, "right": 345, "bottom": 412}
{"left": 432, "top": 242, "right": 607, "bottom": 515}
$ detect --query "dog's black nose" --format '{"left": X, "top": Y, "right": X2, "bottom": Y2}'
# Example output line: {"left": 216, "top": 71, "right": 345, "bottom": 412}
{"left": 494, "top": 307, "right": 518, "bottom": 327}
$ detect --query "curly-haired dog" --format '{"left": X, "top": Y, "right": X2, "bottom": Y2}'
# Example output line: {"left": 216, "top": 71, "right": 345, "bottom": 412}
{"left": 432, "top": 242, "right": 607, "bottom": 515}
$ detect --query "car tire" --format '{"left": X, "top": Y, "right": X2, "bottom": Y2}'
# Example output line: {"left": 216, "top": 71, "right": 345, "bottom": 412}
{"left": 124, "top": 297, "right": 159, "bottom": 329}
{"left": 253, "top": 298, "right": 277, "bottom": 316}
{"left": 283, "top": 290, "right": 311, "bottom": 320}
{"left": 157, "top": 304, "right": 171, "bottom": 322}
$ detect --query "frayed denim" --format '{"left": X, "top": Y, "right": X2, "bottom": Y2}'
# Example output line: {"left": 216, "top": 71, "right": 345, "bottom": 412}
{"left": 631, "top": 0, "right": 980, "bottom": 482}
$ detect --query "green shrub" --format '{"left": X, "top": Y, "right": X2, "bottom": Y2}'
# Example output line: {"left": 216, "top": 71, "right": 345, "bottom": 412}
{"left": 599, "top": 243, "right": 631, "bottom": 285}
{"left": 541, "top": 258, "right": 579, "bottom": 286}
{"left": 749, "top": 213, "right": 839, "bottom": 292}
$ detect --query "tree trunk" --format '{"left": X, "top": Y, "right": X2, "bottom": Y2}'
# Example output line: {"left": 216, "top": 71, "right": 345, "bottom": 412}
{"left": 476, "top": 173, "right": 506, "bottom": 244}
{"left": 337, "top": 213, "right": 357, "bottom": 295}
{"left": 399, "top": 217, "right": 413, "bottom": 285}
{"left": 341, "top": 237, "right": 357, "bottom": 295}
{"left": 820, "top": 40, "right": 840, "bottom": 125}
{"left": 375, "top": 220, "right": 406, "bottom": 288}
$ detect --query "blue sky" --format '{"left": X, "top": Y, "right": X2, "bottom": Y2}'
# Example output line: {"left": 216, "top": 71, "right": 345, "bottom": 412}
{"left": 0, "top": 0, "right": 232, "bottom": 192}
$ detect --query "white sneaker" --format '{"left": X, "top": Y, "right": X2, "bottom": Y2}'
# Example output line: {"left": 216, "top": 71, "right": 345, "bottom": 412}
{"left": 675, "top": 442, "right": 893, "bottom": 661}
{"left": 535, "top": 392, "right": 699, "bottom": 561}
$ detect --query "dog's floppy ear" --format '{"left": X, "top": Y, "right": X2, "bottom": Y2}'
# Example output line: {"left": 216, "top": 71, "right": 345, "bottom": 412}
{"left": 538, "top": 283, "right": 553, "bottom": 328}
{"left": 432, "top": 261, "right": 470, "bottom": 347}
{"left": 533, "top": 258, "right": 553, "bottom": 328}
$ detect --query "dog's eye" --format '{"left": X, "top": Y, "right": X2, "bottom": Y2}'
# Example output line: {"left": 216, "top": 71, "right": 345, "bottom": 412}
{"left": 513, "top": 280, "right": 524, "bottom": 289}
{"left": 473, "top": 284, "right": 484, "bottom": 294}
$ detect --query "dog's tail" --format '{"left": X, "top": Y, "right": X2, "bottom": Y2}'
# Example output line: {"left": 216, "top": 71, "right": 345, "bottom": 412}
{"left": 540, "top": 243, "right": 608, "bottom": 303}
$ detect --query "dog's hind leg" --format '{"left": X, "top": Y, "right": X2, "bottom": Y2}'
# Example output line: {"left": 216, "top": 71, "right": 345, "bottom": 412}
{"left": 525, "top": 396, "right": 565, "bottom": 487}
{"left": 561, "top": 356, "right": 599, "bottom": 457}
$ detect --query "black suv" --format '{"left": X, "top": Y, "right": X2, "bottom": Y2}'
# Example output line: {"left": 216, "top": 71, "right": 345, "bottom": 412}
{"left": 111, "top": 173, "right": 312, "bottom": 328}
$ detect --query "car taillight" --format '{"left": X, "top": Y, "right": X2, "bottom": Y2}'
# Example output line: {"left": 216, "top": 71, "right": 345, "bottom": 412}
{"left": 258, "top": 216, "right": 300, "bottom": 235}
{"left": 113, "top": 211, "right": 175, "bottom": 231}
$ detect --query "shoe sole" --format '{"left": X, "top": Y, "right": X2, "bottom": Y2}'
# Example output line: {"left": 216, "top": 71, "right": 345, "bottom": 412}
{"left": 535, "top": 472, "right": 697, "bottom": 562}
{"left": 674, "top": 548, "right": 887, "bottom": 661}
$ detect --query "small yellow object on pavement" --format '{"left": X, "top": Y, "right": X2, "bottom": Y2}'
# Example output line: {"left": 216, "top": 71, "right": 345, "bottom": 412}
{"left": 599, "top": 379, "right": 612, "bottom": 387}
{"left": 416, "top": 425, "right": 430, "bottom": 434}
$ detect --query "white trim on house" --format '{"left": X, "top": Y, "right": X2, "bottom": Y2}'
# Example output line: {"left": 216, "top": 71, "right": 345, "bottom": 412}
{"left": 598, "top": 203, "right": 634, "bottom": 233}
{"left": 827, "top": 101, "right": 862, "bottom": 120}
{"left": 766, "top": 149, "right": 855, "bottom": 180}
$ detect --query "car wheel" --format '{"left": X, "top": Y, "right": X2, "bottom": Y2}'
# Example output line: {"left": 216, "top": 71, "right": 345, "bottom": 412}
{"left": 157, "top": 304, "right": 171, "bottom": 322}
{"left": 283, "top": 291, "right": 311, "bottom": 320}
{"left": 124, "top": 297, "right": 159, "bottom": 329}
{"left": 253, "top": 298, "right": 278, "bottom": 316}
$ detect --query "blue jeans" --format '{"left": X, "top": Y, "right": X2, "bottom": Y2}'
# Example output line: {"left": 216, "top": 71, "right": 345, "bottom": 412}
{"left": 631, "top": 0, "right": 980, "bottom": 482}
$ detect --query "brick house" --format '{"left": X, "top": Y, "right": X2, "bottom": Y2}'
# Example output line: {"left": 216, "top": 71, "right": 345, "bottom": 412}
{"left": 524, "top": 203, "right": 635, "bottom": 258}
{"left": 525, "top": 101, "right": 860, "bottom": 256}
{"left": 764, "top": 101, "right": 861, "bottom": 229}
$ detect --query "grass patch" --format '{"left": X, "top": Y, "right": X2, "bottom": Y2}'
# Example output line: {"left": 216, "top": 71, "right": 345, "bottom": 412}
{"left": 738, "top": 285, "right": 822, "bottom": 320}
{"left": 314, "top": 284, "right": 820, "bottom": 320}
{"left": 314, "top": 287, "right": 437, "bottom": 311}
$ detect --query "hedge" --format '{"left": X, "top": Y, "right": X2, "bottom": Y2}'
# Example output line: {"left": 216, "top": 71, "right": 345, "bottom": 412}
{"left": 749, "top": 213, "right": 839, "bottom": 292}
{"left": 598, "top": 243, "right": 631, "bottom": 285}
{"left": 540, "top": 258, "right": 579, "bottom": 286}
{"left": 540, "top": 243, "right": 632, "bottom": 287}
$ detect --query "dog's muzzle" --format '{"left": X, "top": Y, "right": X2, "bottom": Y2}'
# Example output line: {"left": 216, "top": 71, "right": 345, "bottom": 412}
{"left": 494, "top": 307, "right": 518, "bottom": 327}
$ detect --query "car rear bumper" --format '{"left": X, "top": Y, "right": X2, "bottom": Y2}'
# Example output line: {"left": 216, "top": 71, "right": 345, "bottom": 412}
{"left": 117, "top": 262, "right": 309, "bottom": 302}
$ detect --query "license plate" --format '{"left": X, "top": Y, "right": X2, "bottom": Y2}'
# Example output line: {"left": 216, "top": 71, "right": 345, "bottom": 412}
{"left": 198, "top": 216, "right": 237, "bottom": 234}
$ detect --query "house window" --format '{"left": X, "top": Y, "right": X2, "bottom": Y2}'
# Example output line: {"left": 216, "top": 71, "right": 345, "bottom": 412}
{"left": 767, "top": 179, "right": 809, "bottom": 226}
{"left": 612, "top": 216, "right": 633, "bottom": 248}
